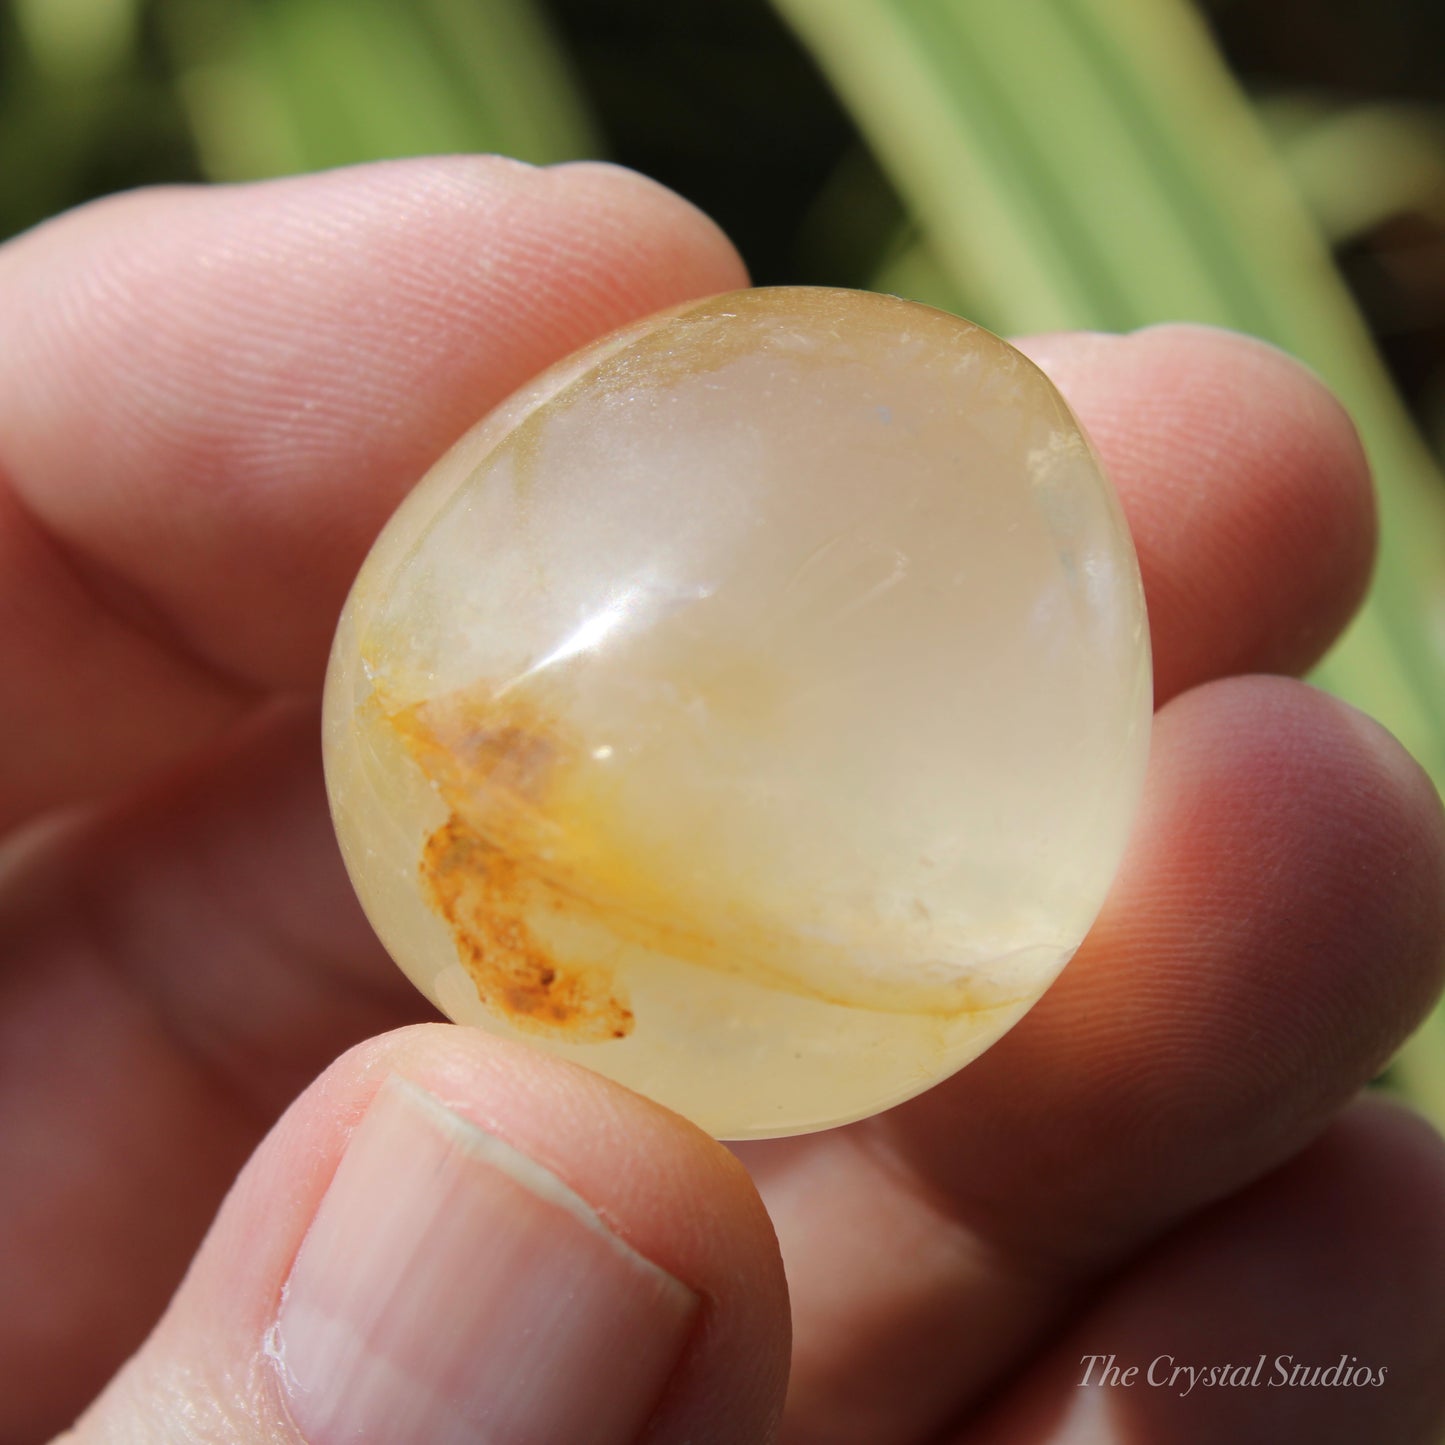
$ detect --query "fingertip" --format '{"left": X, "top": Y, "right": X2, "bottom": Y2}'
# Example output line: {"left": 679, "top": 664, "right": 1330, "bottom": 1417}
{"left": 909, "top": 674, "right": 1445, "bottom": 1270}
{"left": 1127, "top": 677, "right": 1445, "bottom": 1052}
{"left": 1319, "top": 1093, "right": 1445, "bottom": 1223}
{"left": 344, "top": 1021, "right": 785, "bottom": 1273}
{"left": 1131, "top": 321, "right": 1377, "bottom": 576}
{"left": 1330, "top": 690, "right": 1445, "bottom": 869}
{"left": 1016, "top": 324, "right": 1377, "bottom": 701}
{"left": 97, "top": 1022, "right": 787, "bottom": 1445}
{"left": 544, "top": 159, "right": 751, "bottom": 298}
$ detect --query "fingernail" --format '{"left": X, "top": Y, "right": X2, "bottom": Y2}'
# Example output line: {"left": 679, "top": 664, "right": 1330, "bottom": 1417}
{"left": 275, "top": 1076, "right": 697, "bottom": 1445}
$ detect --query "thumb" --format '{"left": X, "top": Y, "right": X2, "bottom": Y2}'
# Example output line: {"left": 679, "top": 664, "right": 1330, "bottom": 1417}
{"left": 69, "top": 1023, "right": 789, "bottom": 1444}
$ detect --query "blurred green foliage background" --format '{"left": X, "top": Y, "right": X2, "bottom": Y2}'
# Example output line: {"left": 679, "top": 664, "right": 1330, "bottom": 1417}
{"left": 5, "top": 0, "right": 1445, "bottom": 1122}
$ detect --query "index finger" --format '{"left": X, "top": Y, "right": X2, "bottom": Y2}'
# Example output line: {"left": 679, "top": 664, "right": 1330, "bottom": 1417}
{"left": 0, "top": 157, "right": 747, "bottom": 830}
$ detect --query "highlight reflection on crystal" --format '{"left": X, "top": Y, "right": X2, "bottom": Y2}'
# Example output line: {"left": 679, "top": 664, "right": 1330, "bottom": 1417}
{"left": 323, "top": 287, "right": 1152, "bottom": 1139}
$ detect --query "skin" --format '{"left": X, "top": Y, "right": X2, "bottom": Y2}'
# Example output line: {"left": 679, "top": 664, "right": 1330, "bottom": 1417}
{"left": 0, "top": 156, "right": 1443, "bottom": 1445}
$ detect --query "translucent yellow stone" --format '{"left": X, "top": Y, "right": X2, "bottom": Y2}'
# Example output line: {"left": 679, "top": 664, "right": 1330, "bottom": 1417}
{"left": 322, "top": 287, "right": 1151, "bottom": 1139}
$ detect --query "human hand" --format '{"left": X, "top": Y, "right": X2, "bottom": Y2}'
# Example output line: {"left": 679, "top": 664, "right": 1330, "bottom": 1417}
{"left": 2, "top": 157, "right": 1442, "bottom": 1445}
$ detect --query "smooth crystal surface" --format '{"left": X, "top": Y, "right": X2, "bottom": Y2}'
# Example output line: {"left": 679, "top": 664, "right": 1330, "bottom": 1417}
{"left": 323, "top": 287, "right": 1152, "bottom": 1139}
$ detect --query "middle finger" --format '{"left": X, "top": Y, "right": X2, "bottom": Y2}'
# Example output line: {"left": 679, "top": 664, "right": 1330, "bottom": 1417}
{"left": 741, "top": 678, "right": 1443, "bottom": 1445}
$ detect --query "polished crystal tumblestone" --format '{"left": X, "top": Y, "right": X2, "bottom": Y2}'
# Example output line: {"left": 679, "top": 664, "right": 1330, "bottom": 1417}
{"left": 322, "top": 287, "right": 1151, "bottom": 1139}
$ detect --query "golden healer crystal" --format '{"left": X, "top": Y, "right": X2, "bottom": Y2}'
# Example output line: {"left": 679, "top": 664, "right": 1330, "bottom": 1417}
{"left": 322, "top": 287, "right": 1152, "bottom": 1139}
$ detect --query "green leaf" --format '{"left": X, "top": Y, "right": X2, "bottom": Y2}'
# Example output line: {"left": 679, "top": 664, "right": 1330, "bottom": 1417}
{"left": 161, "top": 0, "right": 599, "bottom": 183}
